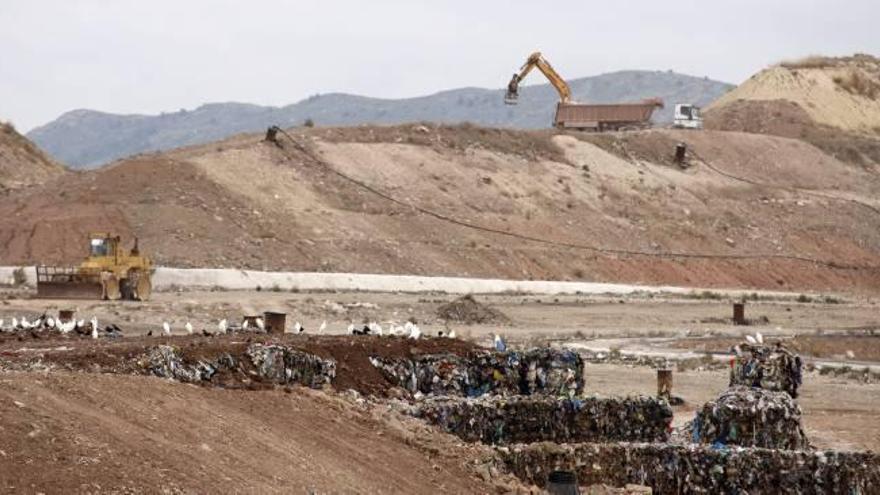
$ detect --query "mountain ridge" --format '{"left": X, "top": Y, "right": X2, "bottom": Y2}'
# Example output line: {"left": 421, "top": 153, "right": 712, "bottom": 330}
{"left": 28, "top": 70, "right": 733, "bottom": 169}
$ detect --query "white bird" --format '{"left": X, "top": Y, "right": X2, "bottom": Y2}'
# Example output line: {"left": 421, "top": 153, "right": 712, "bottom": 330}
{"left": 11, "top": 317, "right": 18, "bottom": 329}
{"left": 755, "top": 332, "right": 764, "bottom": 344}
{"left": 162, "top": 321, "right": 171, "bottom": 336}
{"left": 448, "top": 330, "right": 456, "bottom": 339}
{"left": 58, "top": 320, "right": 74, "bottom": 334}
{"left": 20, "top": 317, "right": 31, "bottom": 329}
{"left": 408, "top": 323, "right": 421, "bottom": 340}
{"left": 76, "top": 319, "right": 84, "bottom": 329}
{"left": 91, "top": 325, "right": 99, "bottom": 340}
{"left": 347, "top": 323, "right": 356, "bottom": 335}
{"left": 33, "top": 317, "right": 43, "bottom": 329}
{"left": 185, "top": 322, "right": 194, "bottom": 335}
{"left": 0, "top": 319, "right": 4, "bottom": 330}
{"left": 46, "top": 317, "right": 55, "bottom": 329}
{"left": 293, "top": 321, "right": 303, "bottom": 334}
{"left": 218, "top": 319, "right": 228, "bottom": 334}
{"left": 745, "top": 335, "right": 757, "bottom": 345}
{"left": 318, "top": 320, "right": 327, "bottom": 334}
{"left": 90, "top": 317, "right": 98, "bottom": 333}
{"left": 494, "top": 334, "right": 506, "bottom": 352}
{"left": 369, "top": 322, "right": 382, "bottom": 336}
{"left": 242, "top": 319, "right": 250, "bottom": 330}
{"left": 256, "top": 318, "right": 265, "bottom": 331}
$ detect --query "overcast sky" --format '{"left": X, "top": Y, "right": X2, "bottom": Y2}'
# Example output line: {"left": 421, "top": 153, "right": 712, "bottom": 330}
{"left": 2, "top": 0, "right": 878, "bottom": 131}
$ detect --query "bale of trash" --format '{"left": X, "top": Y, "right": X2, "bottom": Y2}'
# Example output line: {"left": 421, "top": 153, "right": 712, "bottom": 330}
{"left": 730, "top": 342, "right": 803, "bottom": 398}
{"left": 687, "top": 385, "right": 809, "bottom": 450}
{"left": 141, "top": 344, "right": 335, "bottom": 389}
{"left": 499, "top": 442, "right": 880, "bottom": 494}
{"left": 416, "top": 395, "right": 672, "bottom": 444}
{"left": 370, "top": 352, "right": 520, "bottom": 397}
{"left": 370, "top": 348, "right": 584, "bottom": 398}
{"left": 436, "top": 294, "right": 510, "bottom": 325}
{"left": 519, "top": 348, "right": 583, "bottom": 397}
{"left": 246, "top": 343, "right": 336, "bottom": 389}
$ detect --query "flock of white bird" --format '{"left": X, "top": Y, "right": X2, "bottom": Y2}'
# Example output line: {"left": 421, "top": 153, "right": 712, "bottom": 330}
{"left": 0, "top": 315, "right": 102, "bottom": 339}
{"left": 2, "top": 314, "right": 465, "bottom": 342}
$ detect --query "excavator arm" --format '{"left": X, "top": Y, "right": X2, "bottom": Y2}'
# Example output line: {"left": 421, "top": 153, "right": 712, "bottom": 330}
{"left": 505, "top": 52, "right": 572, "bottom": 105}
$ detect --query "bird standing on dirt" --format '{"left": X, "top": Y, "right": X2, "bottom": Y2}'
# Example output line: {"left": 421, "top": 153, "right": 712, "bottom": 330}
{"left": 218, "top": 319, "right": 228, "bottom": 334}
{"left": 745, "top": 335, "right": 757, "bottom": 345}
{"left": 163, "top": 321, "right": 171, "bottom": 336}
{"left": 755, "top": 332, "right": 764, "bottom": 344}
{"left": 293, "top": 321, "right": 303, "bottom": 334}
{"left": 448, "top": 330, "right": 456, "bottom": 339}
{"left": 369, "top": 322, "right": 382, "bottom": 336}
{"left": 256, "top": 318, "right": 265, "bottom": 332}
{"left": 185, "top": 322, "right": 194, "bottom": 335}
{"left": 494, "top": 334, "right": 506, "bottom": 352}
{"left": 242, "top": 319, "right": 250, "bottom": 331}
{"left": 407, "top": 322, "right": 421, "bottom": 340}
{"left": 91, "top": 324, "right": 99, "bottom": 340}
{"left": 319, "top": 320, "right": 327, "bottom": 334}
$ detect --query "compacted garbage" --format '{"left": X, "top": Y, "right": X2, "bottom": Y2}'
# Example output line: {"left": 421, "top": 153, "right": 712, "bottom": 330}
{"left": 371, "top": 347, "right": 584, "bottom": 398}
{"left": 687, "top": 385, "right": 809, "bottom": 450}
{"left": 730, "top": 342, "right": 803, "bottom": 397}
{"left": 416, "top": 395, "right": 673, "bottom": 444}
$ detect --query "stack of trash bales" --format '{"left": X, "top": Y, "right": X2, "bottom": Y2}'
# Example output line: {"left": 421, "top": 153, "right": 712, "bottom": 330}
{"left": 416, "top": 395, "right": 672, "bottom": 444}
{"left": 730, "top": 342, "right": 803, "bottom": 397}
{"left": 370, "top": 348, "right": 584, "bottom": 398}
{"left": 688, "top": 386, "right": 809, "bottom": 449}
{"left": 499, "top": 442, "right": 880, "bottom": 494}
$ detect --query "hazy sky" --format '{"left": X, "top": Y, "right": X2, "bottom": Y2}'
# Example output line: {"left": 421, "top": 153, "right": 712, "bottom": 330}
{"left": 2, "top": 0, "right": 878, "bottom": 131}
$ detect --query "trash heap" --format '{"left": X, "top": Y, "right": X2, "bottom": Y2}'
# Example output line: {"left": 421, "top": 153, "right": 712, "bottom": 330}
{"left": 730, "top": 342, "right": 803, "bottom": 398}
{"left": 688, "top": 386, "right": 809, "bottom": 450}
{"left": 416, "top": 395, "right": 672, "bottom": 444}
{"left": 246, "top": 343, "right": 336, "bottom": 389}
{"left": 370, "top": 348, "right": 584, "bottom": 398}
{"left": 499, "top": 442, "right": 880, "bottom": 494}
{"left": 142, "top": 343, "right": 336, "bottom": 389}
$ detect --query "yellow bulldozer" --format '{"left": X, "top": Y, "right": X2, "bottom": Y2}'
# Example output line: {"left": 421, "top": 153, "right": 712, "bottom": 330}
{"left": 36, "top": 233, "right": 153, "bottom": 301}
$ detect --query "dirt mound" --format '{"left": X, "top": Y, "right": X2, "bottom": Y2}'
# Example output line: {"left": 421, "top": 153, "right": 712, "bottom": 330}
{"left": 0, "top": 122, "right": 64, "bottom": 191}
{"left": 708, "top": 54, "right": 880, "bottom": 134}
{"left": 437, "top": 295, "right": 510, "bottom": 325}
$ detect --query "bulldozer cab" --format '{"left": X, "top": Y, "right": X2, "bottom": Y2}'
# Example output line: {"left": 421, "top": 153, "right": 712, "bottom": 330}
{"left": 89, "top": 236, "right": 113, "bottom": 257}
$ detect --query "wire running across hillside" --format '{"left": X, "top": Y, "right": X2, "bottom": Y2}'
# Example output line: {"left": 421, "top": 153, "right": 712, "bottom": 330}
{"left": 272, "top": 128, "right": 880, "bottom": 272}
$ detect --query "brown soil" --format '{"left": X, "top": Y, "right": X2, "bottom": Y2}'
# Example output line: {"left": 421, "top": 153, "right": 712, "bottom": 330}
{"left": 0, "top": 122, "right": 64, "bottom": 191}
{"left": 0, "top": 371, "right": 501, "bottom": 493}
{"left": 436, "top": 294, "right": 510, "bottom": 325}
{"left": 0, "top": 124, "right": 878, "bottom": 294}
{"left": 0, "top": 334, "right": 480, "bottom": 397}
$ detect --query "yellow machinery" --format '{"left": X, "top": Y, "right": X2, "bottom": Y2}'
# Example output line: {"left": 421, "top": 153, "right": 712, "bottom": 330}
{"left": 36, "top": 233, "right": 152, "bottom": 301}
{"left": 505, "top": 51, "right": 572, "bottom": 105}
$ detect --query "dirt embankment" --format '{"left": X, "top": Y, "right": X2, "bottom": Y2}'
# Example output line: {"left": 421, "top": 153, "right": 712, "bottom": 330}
{"left": 0, "top": 123, "right": 878, "bottom": 293}
{"left": 0, "top": 122, "right": 65, "bottom": 191}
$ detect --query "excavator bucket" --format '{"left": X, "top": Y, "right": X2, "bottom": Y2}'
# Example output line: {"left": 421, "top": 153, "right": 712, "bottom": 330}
{"left": 35, "top": 266, "right": 104, "bottom": 300}
{"left": 504, "top": 74, "right": 520, "bottom": 105}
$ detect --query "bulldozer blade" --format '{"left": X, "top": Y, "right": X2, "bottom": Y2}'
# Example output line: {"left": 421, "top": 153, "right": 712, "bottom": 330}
{"left": 36, "top": 281, "right": 104, "bottom": 300}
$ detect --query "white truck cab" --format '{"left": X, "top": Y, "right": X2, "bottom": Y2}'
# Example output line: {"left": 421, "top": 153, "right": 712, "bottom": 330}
{"left": 673, "top": 104, "right": 703, "bottom": 129}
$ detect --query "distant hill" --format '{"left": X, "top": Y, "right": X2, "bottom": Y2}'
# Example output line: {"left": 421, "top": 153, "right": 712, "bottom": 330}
{"left": 28, "top": 70, "right": 732, "bottom": 169}
{"left": 0, "top": 121, "right": 64, "bottom": 191}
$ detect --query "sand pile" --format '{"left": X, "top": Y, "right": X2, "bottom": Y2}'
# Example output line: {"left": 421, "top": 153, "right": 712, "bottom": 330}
{"left": 436, "top": 294, "right": 510, "bottom": 325}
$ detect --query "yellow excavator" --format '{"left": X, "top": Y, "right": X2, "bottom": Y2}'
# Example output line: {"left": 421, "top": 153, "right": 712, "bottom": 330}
{"left": 505, "top": 51, "right": 664, "bottom": 131}
{"left": 505, "top": 51, "right": 572, "bottom": 105}
{"left": 36, "top": 233, "right": 152, "bottom": 301}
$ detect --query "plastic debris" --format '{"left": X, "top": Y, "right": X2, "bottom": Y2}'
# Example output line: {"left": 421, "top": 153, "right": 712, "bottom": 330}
{"left": 370, "top": 348, "right": 584, "bottom": 398}
{"left": 730, "top": 342, "right": 803, "bottom": 397}
{"left": 416, "top": 395, "right": 672, "bottom": 444}
{"left": 686, "top": 385, "right": 809, "bottom": 450}
{"left": 499, "top": 442, "right": 880, "bottom": 494}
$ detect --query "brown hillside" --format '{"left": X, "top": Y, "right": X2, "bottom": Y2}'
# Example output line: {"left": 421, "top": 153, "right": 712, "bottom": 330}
{"left": 0, "top": 122, "right": 64, "bottom": 191}
{"left": 0, "top": 123, "right": 878, "bottom": 293}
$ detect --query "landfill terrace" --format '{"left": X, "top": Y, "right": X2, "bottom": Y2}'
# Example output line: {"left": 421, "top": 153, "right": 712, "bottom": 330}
{"left": 1, "top": 287, "right": 879, "bottom": 493}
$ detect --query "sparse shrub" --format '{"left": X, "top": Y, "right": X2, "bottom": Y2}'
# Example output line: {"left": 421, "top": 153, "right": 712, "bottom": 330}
{"left": 572, "top": 268, "right": 585, "bottom": 279}
{"left": 796, "top": 294, "right": 813, "bottom": 303}
{"left": 834, "top": 70, "right": 880, "bottom": 100}
{"left": 303, "top": 118, "right": 315, "bottom": 127}
{"left": 780, "top": 55, "right": 837, "bottom": 70}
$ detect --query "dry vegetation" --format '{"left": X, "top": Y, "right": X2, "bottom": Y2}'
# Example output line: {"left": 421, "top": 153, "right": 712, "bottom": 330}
{"left": 833, "top": 70, "right": 880, "bottom": 100}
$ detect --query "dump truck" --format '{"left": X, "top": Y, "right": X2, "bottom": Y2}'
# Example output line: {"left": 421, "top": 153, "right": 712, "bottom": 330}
{"left": 36, "top": 233, "right": 152, "bottom": 301}
{"left": 505, "top": 51, "right": 664, "bottom": 131}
